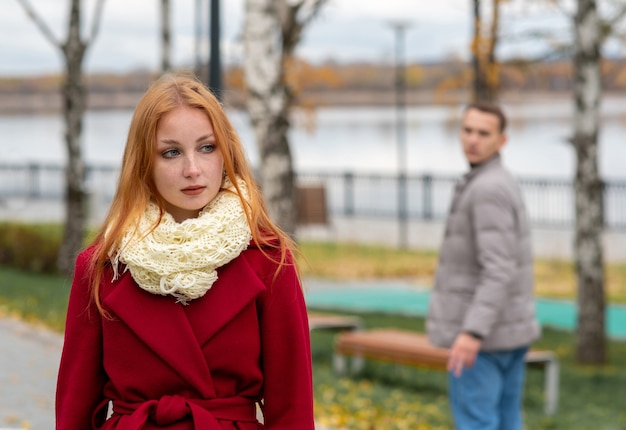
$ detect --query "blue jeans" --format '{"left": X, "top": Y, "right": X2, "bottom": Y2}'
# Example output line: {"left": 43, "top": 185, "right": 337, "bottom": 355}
{"left": 448, "top": 346, "right": 529, "bottom": 430}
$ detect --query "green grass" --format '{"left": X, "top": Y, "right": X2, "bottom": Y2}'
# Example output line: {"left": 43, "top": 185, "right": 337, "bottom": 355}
{"left": 1, "top": 239, "right": 626, "bottom": 429}
{"left": 0, "top": 266, "right": 71, "bottom": 331}
{"left": 298, "top": 241, "right": 626, "bottom": 303}
{"left": 310, "top": 311, "right": 626, "bottom": 430}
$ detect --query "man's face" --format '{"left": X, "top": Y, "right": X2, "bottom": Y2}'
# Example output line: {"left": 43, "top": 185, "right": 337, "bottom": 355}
{"left": 460, "top": 108, "right": 507, "bottom": 165}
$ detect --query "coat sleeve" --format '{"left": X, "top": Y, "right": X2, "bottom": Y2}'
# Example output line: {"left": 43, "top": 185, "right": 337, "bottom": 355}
{"left": 463, "top": 181, "right": 519, "bottom": 337}
{"left": 56, "top": 249, "right": 109, "bottom": 429}
{"left": 258, "top": 251, "right": 315, "bottom": 429}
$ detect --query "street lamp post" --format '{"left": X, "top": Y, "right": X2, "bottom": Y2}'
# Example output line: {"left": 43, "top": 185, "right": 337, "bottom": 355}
{"left": 389, "top": 21, "right": 410, "bottom": 249}
{"left": 194, "top": 0, "right": 203, "bottom": 78}
{"left": 209, "top": 0, "right": 222, "bottom": 101}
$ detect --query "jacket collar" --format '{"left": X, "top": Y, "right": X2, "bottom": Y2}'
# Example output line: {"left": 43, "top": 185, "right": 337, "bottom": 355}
{"left": 449, "top": 153, "right": 502, "bottom": 213}
{"left": 466, "top": 152, "right": 501, "bottom": 180}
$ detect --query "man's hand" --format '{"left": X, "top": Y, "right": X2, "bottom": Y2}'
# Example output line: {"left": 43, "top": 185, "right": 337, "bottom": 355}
{"left": 447, "top": 332, "right": 482, "bottom": 377}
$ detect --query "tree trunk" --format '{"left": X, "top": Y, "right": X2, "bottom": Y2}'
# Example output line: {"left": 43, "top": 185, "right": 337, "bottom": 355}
{"left": 243, "top": 0, "right": 297, "bottom": 235}
{"left": 471, "top": 0, "right": 488, "bottom": 102}
{"left": 57, "top": 0, "right": 87, "bottom": 276}
{"left": 16, "top": 0, "right": 105, "bottom": 276}
{"left": 471, "top": 0, "right": 500, "bottom": 102}
{"left": 572, "top": 0, "right": 606, "bottom": 364}
{"left": 486, "top": 0, "right": 501, "bottom": 101}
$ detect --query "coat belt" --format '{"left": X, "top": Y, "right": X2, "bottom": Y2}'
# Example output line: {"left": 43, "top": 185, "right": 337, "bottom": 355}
{"left": 112, "top": 395, "right": 258, "bottom": 429}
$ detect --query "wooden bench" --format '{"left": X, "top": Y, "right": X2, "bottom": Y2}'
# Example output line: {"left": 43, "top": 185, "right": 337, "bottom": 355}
{"left": 308, "top": 312, "right": 363, "bottom": 332}
{"left": 296, "top": 185, "right": 328, "bottom": 226}
{"left": 333, "top": 328, "right": 559, "bottom": 415}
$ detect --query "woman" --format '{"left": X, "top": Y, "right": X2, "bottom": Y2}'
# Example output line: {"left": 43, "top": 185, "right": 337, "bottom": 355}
{"left": 55, "top": 73, "right": 314, "bottom": 429}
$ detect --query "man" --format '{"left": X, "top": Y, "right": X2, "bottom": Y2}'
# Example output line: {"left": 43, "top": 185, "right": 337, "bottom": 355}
{"left": 427, "top": 102, "right": 540, "bottom": 430}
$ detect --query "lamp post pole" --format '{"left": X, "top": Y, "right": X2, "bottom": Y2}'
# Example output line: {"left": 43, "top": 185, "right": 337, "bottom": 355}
{"left": 194, "top": 0, "right": 203, "bottom": 78}
{"left": 209, "top": 0, "right": 222, "bottom": 101}
{"left": 389, "top": 21, "right": 410, "bottom": 248}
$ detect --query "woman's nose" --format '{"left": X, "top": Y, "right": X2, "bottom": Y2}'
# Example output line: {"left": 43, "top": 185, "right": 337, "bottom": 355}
{"left": 183, "top": 155, "right": 201, "bottom": 177}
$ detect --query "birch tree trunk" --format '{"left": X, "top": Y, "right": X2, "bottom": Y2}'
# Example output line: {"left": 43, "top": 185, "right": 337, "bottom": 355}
{"left": 58, "top": 0, "right": 88, "bottom": 275}
{"left": 242, "top": 0, "right": 326, "bottom": 236}
{"left": 243, "top": 0, "right": 295, "bottom": 234}
{"left": 16, "top": 0, "right": 106, "bottom": 276}
{"left": 572, "top": 0, "right": 606, "bottom": 364}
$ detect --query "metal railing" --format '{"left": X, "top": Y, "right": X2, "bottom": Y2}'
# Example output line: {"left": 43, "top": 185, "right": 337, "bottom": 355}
{"left": 1, "top": 162, "right": 625, "bottom": 231}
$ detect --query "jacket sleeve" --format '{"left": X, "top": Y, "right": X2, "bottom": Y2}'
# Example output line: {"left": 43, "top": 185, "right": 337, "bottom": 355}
{"left": 56, "top": 249, "right": 109, "bottom": 429}
{"left": 258, "top": 251, "right": 315, "bottom": 429}
{"left": 463, "top": 182, "right": 519, "bottom": 337}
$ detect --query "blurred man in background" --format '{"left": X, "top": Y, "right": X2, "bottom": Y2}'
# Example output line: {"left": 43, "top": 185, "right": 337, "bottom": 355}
{"left": 427, "top": 102, "right": 540, "bottom": 430}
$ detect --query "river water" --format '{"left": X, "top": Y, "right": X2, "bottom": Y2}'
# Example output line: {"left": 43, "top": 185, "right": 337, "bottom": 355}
{"left": 2, "top": 97, "right": 626, "bottom": 180}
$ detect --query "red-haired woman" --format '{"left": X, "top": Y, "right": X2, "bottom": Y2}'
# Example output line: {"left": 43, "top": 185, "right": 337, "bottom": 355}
{"left": 56, "top": 73, "right": 314, "bottom": 429}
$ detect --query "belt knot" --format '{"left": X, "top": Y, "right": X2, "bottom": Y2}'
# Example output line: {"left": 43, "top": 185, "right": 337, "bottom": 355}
{"left": 150, "top": 394, "right": 190, "bottom": 425}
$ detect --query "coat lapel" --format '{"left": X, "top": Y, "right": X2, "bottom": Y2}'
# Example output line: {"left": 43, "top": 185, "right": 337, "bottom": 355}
{"left": 183, "top": 252, "right": 266, "bottom": 347}
{"left": 104, "top": 273, "right": 216, "bottom": 397}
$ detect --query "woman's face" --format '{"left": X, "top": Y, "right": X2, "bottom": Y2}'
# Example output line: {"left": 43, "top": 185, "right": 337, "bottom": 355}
{"left": 153, "top": 105, "right": 225, "bottom": 222}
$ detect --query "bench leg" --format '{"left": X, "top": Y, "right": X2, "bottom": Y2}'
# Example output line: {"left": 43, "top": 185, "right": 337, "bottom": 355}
{"left": 333, "top": 352, "right": 366, "bottom": 375}
{"left": 543, "top": 358, "right": 559, "bottom": 415}
{"left": 352, "top": 354, "right": 365, "bottom": 373}
{"left": 333, "top": 353, "right": 347, "bottom": 375}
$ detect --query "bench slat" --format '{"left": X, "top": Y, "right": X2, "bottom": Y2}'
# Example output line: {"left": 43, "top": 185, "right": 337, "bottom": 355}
{"left": 308, "top": 313, "right": 363, "bottom": 331}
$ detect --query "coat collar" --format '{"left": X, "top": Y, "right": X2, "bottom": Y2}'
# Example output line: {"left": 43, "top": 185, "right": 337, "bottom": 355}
{"left": 103, "top": 251, "right": 265, "bottom": 396}
{"left": 449, "top": 153, "right": 502, "bottom": 214}
{"left": 466, "top": 152, "right": 501, "bottom": 180}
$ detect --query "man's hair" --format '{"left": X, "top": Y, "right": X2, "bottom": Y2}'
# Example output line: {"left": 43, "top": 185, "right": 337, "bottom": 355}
{"left": 465, "top": 102, "right": 507, "bottom": 133}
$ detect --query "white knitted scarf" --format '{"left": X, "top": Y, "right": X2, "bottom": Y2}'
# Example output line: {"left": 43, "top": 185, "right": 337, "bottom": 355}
{"left": 112, "top": 177, "right": 252, "bottom": 304}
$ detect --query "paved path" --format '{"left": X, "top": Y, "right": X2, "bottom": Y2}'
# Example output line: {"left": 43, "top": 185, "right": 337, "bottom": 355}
{"left": 0, "top": 316, "right": 332, "bottom": 430}
{"left": 0, "top": 316, "right": 61, "bottom": 429}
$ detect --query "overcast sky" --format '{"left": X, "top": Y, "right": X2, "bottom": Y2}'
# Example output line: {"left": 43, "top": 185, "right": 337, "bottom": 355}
{"left": 1, "top": 0, "right": 577, "bottom": 77}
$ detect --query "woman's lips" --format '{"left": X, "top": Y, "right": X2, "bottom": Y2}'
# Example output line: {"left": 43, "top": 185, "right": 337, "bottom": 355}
{"left": 182, "top": 186, "right": 205, "bottom": 195}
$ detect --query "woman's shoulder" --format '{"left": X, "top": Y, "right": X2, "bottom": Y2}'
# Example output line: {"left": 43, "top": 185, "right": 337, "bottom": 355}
{"left": 76, "top": 243, "right": 99, "bottom": 264}
{"left": 240, "top": 239, "right": 296, "bottom": 278}
{"left": 241, "top": 240, "right": 283, "bottom": 265}
{"left": 74, "top": 242, "right": 110, "bottom": 276}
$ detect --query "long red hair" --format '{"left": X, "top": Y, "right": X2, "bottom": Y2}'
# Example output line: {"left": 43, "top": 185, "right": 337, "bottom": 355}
{"left": 88, "top": 72, "right": 299, "bottom": 314}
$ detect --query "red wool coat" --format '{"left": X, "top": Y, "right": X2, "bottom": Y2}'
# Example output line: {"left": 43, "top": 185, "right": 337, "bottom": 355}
{"left": 56, "top": 243, "right": 314, "bottom": 429}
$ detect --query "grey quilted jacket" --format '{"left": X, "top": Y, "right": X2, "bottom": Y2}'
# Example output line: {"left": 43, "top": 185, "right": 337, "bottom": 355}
{"left": 427, "top": 154, "right": 540, "bottom": 351}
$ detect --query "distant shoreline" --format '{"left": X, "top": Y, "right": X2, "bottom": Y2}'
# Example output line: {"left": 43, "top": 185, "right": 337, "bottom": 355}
{"left": 0, "top": 89, "right": 575, "bottom": 115}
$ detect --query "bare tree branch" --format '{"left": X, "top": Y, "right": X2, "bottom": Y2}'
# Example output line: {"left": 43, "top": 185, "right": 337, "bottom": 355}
{"left": 534, "top": 0, "right": 575, "bottom": 19}
{"left": 86, "top": 0, "right": 107, "bottom": 45}
{"left": 294, "top": 0, "right": 327, "bottom": 30}
{"left": 17, "top": 0, "right": 107, "bottom": 48}
{"left": 278, "top": 0, "right": 328, "bottom": 55}
{"left": 605, "top": 0, "right": 626, "bottom": 26}
{"left": 15, "top": 0, "right": 61, "bottom": 47}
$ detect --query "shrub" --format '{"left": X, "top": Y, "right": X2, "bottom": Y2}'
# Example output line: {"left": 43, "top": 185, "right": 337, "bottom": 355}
{"left": 0, "top": 223, "right": 62, "bottom": 273}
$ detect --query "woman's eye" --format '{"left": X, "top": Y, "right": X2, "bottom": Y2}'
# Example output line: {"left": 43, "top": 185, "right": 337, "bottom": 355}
{"left": 162, "top": 148, "right": 180, "bottom": 158}
{"left": 200, "top": 144, "right": 216, "bottom": 153}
